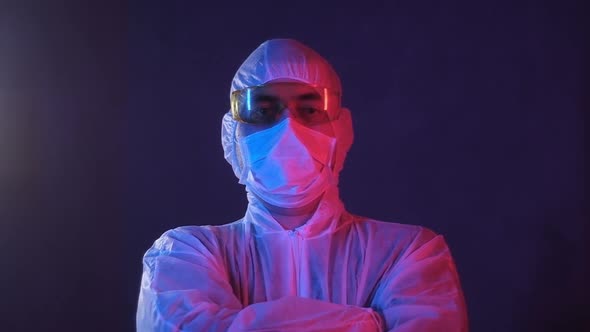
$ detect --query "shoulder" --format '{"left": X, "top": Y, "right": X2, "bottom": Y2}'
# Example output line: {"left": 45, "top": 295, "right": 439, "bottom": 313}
{"left": 349, "top": 215, "right": 441, "bottom": 250}
{"left": 147, "top": 219, "right": 247, "bottom": 255}
{"left": 351, "top": 215, "right": 436, "bottom": 238}
{"left": 359, "top": 217, "right": 453, "bottom": 261}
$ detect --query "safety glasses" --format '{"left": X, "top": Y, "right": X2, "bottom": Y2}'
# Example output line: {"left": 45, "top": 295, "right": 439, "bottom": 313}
{"left": 231, "top": 82, "right": 341, "bottom": 125}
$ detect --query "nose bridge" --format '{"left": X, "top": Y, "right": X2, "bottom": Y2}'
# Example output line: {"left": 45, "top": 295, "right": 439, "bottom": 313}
{"left": 272, "top": 114, "right": 297, "bottom": 137}
{"left": 279, "top": 101, "right": 298, "bottom": 120}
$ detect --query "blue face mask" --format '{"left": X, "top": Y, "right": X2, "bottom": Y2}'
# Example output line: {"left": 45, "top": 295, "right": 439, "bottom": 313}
{"left": 237, "top": 118, "right": 336, "bottom": 208}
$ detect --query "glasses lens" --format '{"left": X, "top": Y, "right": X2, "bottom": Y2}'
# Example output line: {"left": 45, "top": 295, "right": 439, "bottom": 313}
{"left": 231, "top": 84, "right": 337, "bottom": 125}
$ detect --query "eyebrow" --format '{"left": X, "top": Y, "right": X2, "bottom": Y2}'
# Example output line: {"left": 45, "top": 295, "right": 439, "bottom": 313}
{"left": 254, "top": 95, "right": 279, "bottom": 102}
{"left": 296, "top": 92, "right": 322, "bottom": 101}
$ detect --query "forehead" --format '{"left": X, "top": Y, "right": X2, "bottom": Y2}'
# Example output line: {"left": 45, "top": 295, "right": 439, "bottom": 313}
{"left": 253, "top": 82, "right": 320, "bottom": 98}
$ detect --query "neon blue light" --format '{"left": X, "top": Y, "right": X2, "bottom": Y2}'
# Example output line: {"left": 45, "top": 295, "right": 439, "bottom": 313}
{"left": 247, "top": 89, "right": 251, "bottom": 111}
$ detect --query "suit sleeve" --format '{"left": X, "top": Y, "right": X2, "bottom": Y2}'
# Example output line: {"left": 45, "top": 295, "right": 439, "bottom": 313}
{"left": 136, "top": 228, "right": 242, "bottom": 331}
{"left": 136, "top": 227, "right": 383, "bottom": 332}
{"left": 370, "top": 227, "right": 469, "bottom": 331}
{"left": 228, "top": 296, "right": 383, "bottom": 332}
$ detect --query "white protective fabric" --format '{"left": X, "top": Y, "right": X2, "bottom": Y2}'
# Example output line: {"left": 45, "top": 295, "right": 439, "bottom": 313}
{"left": 230, "top": 39, "right": 341, "bottom": 96}
{"left": 137, "top": 39, "right": 468, "bottom": 331}
{"left": 137, "top": 188, "right": 467, "bottom": 331}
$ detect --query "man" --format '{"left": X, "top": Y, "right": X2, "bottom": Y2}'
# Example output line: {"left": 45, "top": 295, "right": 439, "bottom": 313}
{"left": 137, "top": 38, "right": 468, "bottom": 331}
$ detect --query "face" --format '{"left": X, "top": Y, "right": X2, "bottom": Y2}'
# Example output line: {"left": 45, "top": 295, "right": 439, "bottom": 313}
{"left": 235, "top": 82, "right": 338, "bottom": 139}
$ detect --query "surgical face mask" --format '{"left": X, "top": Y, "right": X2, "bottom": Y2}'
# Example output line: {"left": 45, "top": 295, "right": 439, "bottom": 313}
{"left": 237, "top": 118, "right": 336, "bottom": 208}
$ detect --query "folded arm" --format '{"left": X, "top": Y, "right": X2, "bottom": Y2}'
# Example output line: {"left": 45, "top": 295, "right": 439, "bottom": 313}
{"left": 371, "top": 227, "right": 468, "bottom": 331}
{"left": 136, "top": 228, "right": 242, "bottom": 331}
{"left": 229, "top": 296, "right": 382, "bottom": 332}
{"left": 137, "top": 227, "right": 382, "bottom": 332}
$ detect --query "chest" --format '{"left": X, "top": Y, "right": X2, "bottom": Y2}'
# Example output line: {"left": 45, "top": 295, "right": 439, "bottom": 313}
{"left": 223, "top": 231, "right": 388, "bottom": 307}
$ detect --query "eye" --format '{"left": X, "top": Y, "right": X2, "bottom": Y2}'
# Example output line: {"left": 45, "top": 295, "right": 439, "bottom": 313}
{"left": 251, "top": 105, "right": 279, "bottom": 123}
{"left": 300, "top": 107, "right": 319, "bottom": 114}
{"left": 255, "top": 106, "right": 271, "bottom": 114}
{"left": 252, "top": 107, "right": 270, "bottom": 118}
{"left": 297, "top": 107, "right": 329, "bottom": 124}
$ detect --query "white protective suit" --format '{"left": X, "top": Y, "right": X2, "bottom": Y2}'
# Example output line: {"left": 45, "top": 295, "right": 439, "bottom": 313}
{"left": 137, "top": 39, "right": 468, "bottom": 331}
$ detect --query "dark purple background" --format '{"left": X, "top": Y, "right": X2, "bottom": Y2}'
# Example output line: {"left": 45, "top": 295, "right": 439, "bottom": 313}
{"left": 1, "top": 1, "right": 587, "bottom": 331}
